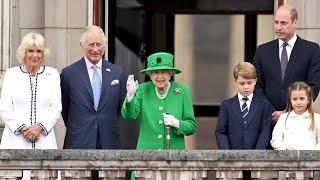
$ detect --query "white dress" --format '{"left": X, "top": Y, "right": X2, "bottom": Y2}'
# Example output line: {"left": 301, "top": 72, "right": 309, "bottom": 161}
{"left": 270, "top": 110, "right": 320, "bottom": 150}
{"left": 0, "top": 66, "right": 61, "bottom": 149}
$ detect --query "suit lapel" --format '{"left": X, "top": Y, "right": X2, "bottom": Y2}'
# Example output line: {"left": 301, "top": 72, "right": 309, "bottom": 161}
{"left": 76, "top": 58, "right": 94, "bottom": 104}
{"left": 243, "top": 95, "right": 259, "bottom": 127}
{"left": 230, "top": 96, "right": 246, "bottom": 128}
{"left": 272, "top": 40, "right": 283, "bottom": 83}
{"left": 98, "top": 60, "right": 113, "bottom": 110}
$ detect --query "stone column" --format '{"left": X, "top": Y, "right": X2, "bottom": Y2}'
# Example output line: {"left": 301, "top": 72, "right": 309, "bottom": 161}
{"left": 135, "top": 170, "right": 153, "bottom": 180}
{"left": 227, "top": 15, "right": 244, "bottom": 97}
{"left": 99, "top": 170, "right": 126, "bottom": 180}
{"left": 62, "top": 170, "right": 91, "bottom": 180}
{"left": 184, "top": 171, "right": 207, "bottom": 179}
{"left": 251, "top": 170, "right": 279, "bottom": 179}
{"left": 135, "top": 170, "right": 207, "bottom": 180}
{"left": 30, "top": 170, "right": 58, "bottom": 180}
{"left": 174, "top": 15, "right": 196, "bottom": 150}
{"left": 0, "top": 170, "right": 22, "bottom": 179}
{"left": 44, "top": 0, "right": 88, "bottom": 149}
{"left": 286, "top": 171, "right": 313, "bottom": 180}
{"left": 216, "top": 171, "right": 243, "bottom": 179}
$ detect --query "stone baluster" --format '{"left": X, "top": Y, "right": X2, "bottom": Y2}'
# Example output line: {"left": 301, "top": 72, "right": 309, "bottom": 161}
{"left": 99, "top": 170, "right": 126, "bottom": 180}
{"left": 216, "top": 170, "right": 243, "bottom": 179}
{"left": 251, "top": 170, "right": 278, "bottom": 179}
{"left": 30, "top": 170, "right": 58, "bottom": 180}
{"left": 286, "top": 171, "right": 313, "bottom": 180}
{"left": 135, "top": 170, "right": 207, "bottom": 180}
{"left": 62, "top": 170, "right": 91, "bottom": 180}
{"left": 135, "top": 170, "right": 153, "bottom": 179}
{"left": 0, "top": 170, "right": 22, "bottom": 179}
{"left": 179, "top": 171, "right": 207, "bottom": 179}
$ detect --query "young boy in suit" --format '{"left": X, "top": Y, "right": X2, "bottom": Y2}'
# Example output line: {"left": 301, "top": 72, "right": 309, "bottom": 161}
{"left": 215, "top": 62, "right": 273, "bottom": 179}
{"left": 216, "top": 61, "right": 272, "bottom": 149}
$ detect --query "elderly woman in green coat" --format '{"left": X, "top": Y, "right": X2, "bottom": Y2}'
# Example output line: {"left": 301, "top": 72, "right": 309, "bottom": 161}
{"left": 122, "top": 52, "right": 197, "bottom": 150}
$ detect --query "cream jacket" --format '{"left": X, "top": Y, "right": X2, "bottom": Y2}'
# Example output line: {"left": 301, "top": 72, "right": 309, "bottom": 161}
{"left": 0, "top": 66, "right": 61, "bottom": 149}
{"left": 271, "top": 111, "right": 320, "bottom": 150}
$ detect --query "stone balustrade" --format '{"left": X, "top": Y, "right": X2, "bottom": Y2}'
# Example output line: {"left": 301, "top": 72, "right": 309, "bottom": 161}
{"left": 0, "top": 150, "right": 319, "bottom": 179}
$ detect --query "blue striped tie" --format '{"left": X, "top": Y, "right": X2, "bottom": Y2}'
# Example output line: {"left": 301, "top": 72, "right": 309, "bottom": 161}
{"left": 92, "top": 65, "right": 101, "bottom": 110}
{"left": 241, "top": 97, "right": 249, "bottom": 118}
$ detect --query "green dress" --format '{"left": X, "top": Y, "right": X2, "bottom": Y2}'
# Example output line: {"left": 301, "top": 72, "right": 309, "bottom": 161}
{"left": 122, "top": 81, "right": 197, "bottom": 150}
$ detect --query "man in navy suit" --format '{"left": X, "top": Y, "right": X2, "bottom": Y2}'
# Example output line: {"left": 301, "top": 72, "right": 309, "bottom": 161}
{"left": 61, "top": 25, "right": 125, "bottom": 179}
{"left": 253, "top": 5, "right": 320, "bottom": 124}
{"left": 216, "top": 62, "right": 272, "bottom": 180}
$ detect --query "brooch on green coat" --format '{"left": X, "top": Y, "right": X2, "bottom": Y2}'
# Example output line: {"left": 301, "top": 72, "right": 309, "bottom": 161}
{"left": 174, "top": 88, "right": 182, "bottom": 94}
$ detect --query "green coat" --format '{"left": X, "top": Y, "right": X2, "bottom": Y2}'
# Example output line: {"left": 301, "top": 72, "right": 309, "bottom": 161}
{"left": 122, "top": 81, "right": 197, "bottom": 150}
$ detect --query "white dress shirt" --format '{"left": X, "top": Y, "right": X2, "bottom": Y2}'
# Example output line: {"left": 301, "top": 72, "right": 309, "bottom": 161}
{"left": 237, "top": 93, "right": 253, "bottom": 111}
{"left": 84, "top": 57, "right": 102, "bottom": 84}
{"left": 278, "top": 33, "right": 297, "bottom": 62}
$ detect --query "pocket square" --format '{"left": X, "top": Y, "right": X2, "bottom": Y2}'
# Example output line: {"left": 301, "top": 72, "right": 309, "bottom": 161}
{"left": 111, "top": 79, "right": 119, "bottom": 85}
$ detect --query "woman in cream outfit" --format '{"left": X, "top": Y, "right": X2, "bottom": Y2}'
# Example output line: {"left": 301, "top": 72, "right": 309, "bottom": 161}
{"left": 0, "top": 32, "right": 61, "bottom": 179}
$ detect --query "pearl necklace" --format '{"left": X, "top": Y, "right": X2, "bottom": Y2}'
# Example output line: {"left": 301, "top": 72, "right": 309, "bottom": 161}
{"left": 155, "top": 82, "right": 171, "bottom": 99}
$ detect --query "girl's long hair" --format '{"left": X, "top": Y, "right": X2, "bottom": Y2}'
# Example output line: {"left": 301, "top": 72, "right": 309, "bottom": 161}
{"left": 284, "top": 81, "right": 315, "bottom": 131}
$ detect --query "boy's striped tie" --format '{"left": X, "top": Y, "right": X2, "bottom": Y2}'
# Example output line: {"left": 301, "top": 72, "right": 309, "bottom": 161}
{"left": 241, "top": 97, "right": 249, "bottom": 118}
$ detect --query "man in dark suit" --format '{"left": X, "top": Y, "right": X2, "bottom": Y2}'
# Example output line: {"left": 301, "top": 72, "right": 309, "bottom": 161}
{"left": 60, "top": 25, "right": 125, "bottom": 179}
{"left": 253, "top": 5, "right": 320, "bottom": 124}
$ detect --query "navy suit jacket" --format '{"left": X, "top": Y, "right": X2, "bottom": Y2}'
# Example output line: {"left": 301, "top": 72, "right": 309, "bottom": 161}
{"left": 61, "top": 58, "right": 126, "bottom": 149}
{"left": 253, "top": 36, "right": 320, "bottom": 111}
{"left": 215, "top": 94, "right": 272, "bottom": 149}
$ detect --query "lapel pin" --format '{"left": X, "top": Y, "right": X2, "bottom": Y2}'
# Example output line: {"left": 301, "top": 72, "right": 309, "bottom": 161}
{"left": 106, "top": 68, "right": 111, "bottom": 72}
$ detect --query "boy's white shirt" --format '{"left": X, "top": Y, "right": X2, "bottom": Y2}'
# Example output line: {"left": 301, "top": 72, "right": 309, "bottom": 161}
{"left": 237, "top": 92, "right": 253, "bottom": 111}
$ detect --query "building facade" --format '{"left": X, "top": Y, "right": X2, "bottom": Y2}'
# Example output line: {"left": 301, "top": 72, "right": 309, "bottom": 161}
{"left": 0, "top": 0, "right": 320, "bottom": 149}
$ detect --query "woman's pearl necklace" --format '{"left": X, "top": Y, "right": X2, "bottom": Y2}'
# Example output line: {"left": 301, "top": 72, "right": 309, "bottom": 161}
{"left": 155, "top": 82, "right": 171, "bottom": 99}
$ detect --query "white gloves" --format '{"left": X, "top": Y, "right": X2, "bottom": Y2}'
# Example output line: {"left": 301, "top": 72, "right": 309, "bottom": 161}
{"left": 126, "top": 75, "right": 139, "bottom": 101}
{"left": 163, "top": 113, "right": 180, "bottom": 128}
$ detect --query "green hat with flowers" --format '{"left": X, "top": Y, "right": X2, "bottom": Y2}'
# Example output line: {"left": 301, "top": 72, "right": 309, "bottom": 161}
{"left": 140, "top": 52, "right": 181, "bottom": 75}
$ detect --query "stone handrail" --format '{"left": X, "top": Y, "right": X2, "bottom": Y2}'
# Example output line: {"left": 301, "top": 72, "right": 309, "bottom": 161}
{"left": 0, "top": 150, "right": 319, "bottom": 179}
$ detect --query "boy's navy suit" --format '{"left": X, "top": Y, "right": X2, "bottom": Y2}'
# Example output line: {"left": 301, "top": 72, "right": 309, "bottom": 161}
{"left": 215, "top": 94, "right": 272, "bottom": 149}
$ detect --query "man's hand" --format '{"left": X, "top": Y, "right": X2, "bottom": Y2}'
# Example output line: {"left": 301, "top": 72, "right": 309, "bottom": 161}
{"left": 272, "top": 111, "right": 283, "bottom": 125}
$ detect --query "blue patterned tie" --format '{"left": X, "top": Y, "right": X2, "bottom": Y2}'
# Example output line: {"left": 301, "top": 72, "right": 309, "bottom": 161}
{"left": 241, "top": 97, "right": 249, "bottom": 118}
{"left": 92, "top": 65, "right": 101, "bottom": 110}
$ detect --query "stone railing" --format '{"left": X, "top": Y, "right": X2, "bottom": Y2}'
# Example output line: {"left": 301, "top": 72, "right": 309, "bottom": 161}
{"left": 0, "top": 150, "right": 319, "bottom": 179}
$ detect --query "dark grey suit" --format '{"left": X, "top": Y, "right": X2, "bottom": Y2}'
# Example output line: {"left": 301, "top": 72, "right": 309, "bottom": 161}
{"left": 61, "top": 58, "right": 125, "bottom": 149}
